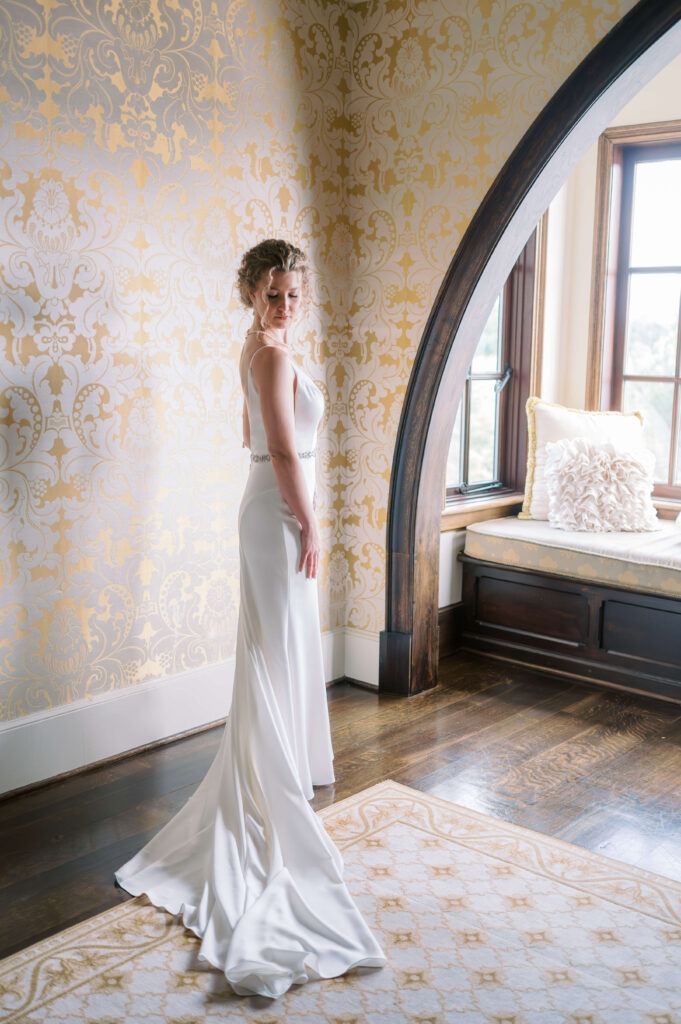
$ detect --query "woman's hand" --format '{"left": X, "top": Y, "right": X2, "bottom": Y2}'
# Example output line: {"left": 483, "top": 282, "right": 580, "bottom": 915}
{"left": 299, "top": 519, "right": 320, "bottom": 579}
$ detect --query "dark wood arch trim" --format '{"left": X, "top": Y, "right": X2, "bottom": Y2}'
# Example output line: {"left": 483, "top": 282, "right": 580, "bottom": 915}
{"left": 379, "top": 0, "right": 681, "bottom": 696}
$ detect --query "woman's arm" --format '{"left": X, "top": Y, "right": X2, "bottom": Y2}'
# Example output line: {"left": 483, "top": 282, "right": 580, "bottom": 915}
{"left": 242, "top": 400, "right": 250, "bottom": 449}
{"left": 251, "top": 346, "right": 320, "bottom": 579}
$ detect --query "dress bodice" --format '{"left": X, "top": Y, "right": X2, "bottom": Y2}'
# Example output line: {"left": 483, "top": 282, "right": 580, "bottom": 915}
{"left": 247, "top": 349, "right": 324, "bottom": 458}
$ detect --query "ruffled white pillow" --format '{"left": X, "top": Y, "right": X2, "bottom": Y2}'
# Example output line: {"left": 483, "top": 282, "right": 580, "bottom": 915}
{"left": 544, "top": 437, "right": 660, "bottom": 532}
{"left": 520, "top": 399, "right": 646, "bottom": 520}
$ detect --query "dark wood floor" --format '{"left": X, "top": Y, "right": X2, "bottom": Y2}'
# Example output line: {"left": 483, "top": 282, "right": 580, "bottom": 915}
{"left": 2, "top": 650, "right": 681, "bottom": 961}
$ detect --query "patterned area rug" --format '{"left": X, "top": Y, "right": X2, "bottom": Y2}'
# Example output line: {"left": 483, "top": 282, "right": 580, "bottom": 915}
{"left": 2, "top": 779, "right": 681, "bottom": 1023}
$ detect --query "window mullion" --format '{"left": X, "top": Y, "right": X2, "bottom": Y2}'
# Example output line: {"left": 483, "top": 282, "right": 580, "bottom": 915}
{"left": 677, "top": 285, "right": 681, "bottom": 381}
{"left": 673, "top": 288, "right": 681, "bottom": 486}
{"left": 611, "top": 153, "right": 636, "bottom": 410}
{"left": 669, "top": 385, "right": 678, "bottom": 487}
{"left": 461, "top": 377, "right": 471, "bottom": 489}
{"left": 444, "top": 230, "right": 537, "bottom": 506}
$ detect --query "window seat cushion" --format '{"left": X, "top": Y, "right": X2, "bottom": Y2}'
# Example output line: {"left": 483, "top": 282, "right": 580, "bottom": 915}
{"left": 464, "top": 516, "right": 681, "bottom": 598}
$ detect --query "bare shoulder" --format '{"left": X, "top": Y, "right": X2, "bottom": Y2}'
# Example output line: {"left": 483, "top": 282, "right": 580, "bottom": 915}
{"left": 249, "top": 345, "right": 293, "bottom": 390}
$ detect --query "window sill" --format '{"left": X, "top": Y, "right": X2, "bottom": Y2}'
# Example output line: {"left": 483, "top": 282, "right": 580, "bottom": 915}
{"left": 439, "top": 494, "right": 679, "bottom": 531}
{"left": 440, "top": 491, "right": 524, "bottom": 532}
{"left": 654, "top": 499, "right": 681, "bottom": 521}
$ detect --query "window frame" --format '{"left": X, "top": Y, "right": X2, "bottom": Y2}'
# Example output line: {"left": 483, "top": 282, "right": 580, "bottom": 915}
{"left": 442, "top": 228, "right": 540, "bottom": 509}
{"left": 588, "top": 120, "right": 681, "bottom": 501}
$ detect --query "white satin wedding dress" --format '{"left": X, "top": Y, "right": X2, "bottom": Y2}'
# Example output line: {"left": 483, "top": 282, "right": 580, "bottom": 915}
{"left": 115, "top": 349, "right": 387, "bottom": 998}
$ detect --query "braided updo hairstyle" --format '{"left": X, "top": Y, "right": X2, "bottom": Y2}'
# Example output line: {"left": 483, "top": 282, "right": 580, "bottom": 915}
{"left": 236, "top": 239, "right": 310, "bottom": 309}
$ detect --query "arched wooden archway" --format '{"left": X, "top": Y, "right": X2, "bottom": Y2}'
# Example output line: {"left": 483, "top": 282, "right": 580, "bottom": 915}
{"left": 379, "top": 0, "right": 681, "bottom": 696}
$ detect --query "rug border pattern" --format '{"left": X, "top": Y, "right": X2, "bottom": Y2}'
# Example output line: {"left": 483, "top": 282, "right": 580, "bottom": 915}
{"left": 2, "top": 779, "right": 681, "bottom": 1021}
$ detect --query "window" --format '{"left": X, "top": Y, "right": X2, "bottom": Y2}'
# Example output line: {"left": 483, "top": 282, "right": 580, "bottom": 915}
{"left": 444, "top": 230, "right": 538, "bottom": 504}
{"left": 590, "top": 125, "right": 681, "bottom": 501}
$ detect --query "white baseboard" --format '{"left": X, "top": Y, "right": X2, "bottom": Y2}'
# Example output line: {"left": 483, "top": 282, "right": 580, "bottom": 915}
{"left": 0, "top": 660, "right": 235, "bottom": 796}
{"left": 320, "top": 626, "right": 379, "bottom": 687}
{"left": 343, "top": 626, "right": 380, "bottom": 687}
{"left": 0, "top": 626, "right": 380, "bottom": 795}
{"left": 321, "top": 627, "right": 346, "bottom": 682}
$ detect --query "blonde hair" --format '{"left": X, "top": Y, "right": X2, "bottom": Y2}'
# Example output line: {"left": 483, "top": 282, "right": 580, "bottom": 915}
{"left": 236, "top": 239, "right": 310, "bottom": 308}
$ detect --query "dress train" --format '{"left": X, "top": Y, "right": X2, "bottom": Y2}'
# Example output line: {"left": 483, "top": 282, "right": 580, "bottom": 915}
{"left": 115, "top": 354, "right": 387, "bottom": 998}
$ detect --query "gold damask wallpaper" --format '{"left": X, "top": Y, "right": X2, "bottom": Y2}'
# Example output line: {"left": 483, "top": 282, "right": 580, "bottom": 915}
{"left": 0, "top": 0, "right": 635, "bottom": 721}
{"left": 336, "top": 0, "right": 636, "bottom": 631}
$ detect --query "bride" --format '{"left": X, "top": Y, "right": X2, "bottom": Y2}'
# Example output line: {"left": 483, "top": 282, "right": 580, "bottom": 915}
{"left": 114, "top": 239, "right": 387, "bottom": 999}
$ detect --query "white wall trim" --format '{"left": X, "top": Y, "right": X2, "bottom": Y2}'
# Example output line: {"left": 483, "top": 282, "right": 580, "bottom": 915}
{"left": 0, "top": 659, "right": 235, "bottom": 796}
{"left": 0, "top": 627, "right": 380, "bottom": 794}
{"left": 439, "top": 529, "right": 467, "bottom": 608}
{"left": 321, "top": 627, "right": 346, "bottom": 682}
{"left": 322, "top": 626, "right": 379, "bottom": 687}
{"left": 343, "top": 626, "right": 380, "bottom": 688}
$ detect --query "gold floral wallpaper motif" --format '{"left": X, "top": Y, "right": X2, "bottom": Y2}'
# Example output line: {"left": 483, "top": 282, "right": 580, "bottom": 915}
{"left": 336, "top": 0, "right": 636, "bottom": 631}
{"left": 0, "top": 0, "right": 347, "bottom": 720}
{"left": 0, "top": 0, "right": 636, "bottom": 721}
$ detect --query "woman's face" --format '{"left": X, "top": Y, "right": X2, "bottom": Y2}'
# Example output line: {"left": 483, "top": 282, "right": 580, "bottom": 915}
{"left": 249, "top": 269, "right": 303, "bottom": 332}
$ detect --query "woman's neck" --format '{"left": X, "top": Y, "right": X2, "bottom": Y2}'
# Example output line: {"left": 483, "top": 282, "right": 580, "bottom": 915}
{"left": 246, "top": 326, "right": 287, "bottom": 346}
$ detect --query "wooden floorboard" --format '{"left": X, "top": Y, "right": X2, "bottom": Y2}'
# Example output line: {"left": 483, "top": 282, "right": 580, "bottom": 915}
{"left": 2, "top": 651, "right": 681, "bottom": 960}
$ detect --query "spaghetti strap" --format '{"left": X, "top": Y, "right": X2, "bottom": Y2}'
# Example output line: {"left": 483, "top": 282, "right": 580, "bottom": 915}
{"left": 247, "top": 344, "right": 294, "bottom": 379}
{"left": 246, "top": 346, "right": 299, "bottom": 416}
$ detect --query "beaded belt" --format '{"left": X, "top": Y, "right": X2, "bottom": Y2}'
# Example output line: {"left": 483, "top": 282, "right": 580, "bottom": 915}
{"left": 251, "top": 449, "right": 317, "bottom": 463}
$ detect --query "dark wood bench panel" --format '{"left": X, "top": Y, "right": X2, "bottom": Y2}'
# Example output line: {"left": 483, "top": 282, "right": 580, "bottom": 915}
{"left": 602, "top": 600, "right": 681, "bottom": 667}
{"left": 475, "top": 573, "right": 589, "bottom": 644}
{"left": 460, "top": 553, "right": 681, "bottom": 704}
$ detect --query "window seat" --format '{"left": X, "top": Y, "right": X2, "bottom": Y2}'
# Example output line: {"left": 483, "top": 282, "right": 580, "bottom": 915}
{"left": 464, "top": 516, "right": 681, "bottom": 598}
{"left": 459, "top": 516, "right": 681, "bottom": 703}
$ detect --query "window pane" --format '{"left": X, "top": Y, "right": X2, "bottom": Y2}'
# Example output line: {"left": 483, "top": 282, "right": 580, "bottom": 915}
{"left": 622, "top": 379, "right": 674, "bottom": 483}
{"left": 468, "top": 380, "right": 498, "bottom": 485}
{"left": 471, "top": 295, "right": 503, "bottom": 374}
{"left": 630, "top": 159, "right": 681, "bottom": 267}
{"left": 624, "top": 272, "right": 680, "bottom": 376}
{"left": 446, "top": 402, "right": 462, "bottom": 489}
